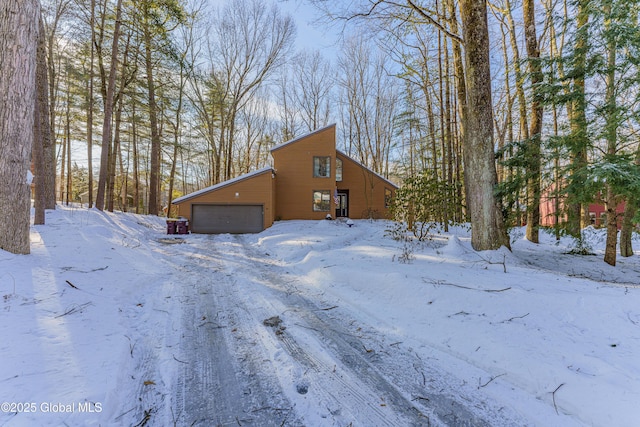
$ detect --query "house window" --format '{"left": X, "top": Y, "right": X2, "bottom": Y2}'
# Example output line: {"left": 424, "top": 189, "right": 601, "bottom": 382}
{"left": 313, "top": 156, "right": 331, "bottom": 178}
{"left": 313, "top": 190, "right": 331, "bottom": 211}
{"left": 385, "top": 187, "right": 393, "bottom": 208}
{"left": 336, "top": 158, "right": 343, "bottom": 182}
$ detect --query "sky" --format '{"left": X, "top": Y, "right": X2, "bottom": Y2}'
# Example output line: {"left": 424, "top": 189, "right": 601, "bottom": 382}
{"left": 275, "top": 0, "right": 342, "bottom": 55}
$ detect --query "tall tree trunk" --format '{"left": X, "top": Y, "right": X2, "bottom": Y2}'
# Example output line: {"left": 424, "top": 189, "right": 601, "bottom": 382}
{"left": 446, "top": 0, "right": 468, "bottom": 221}
{"left": 65, "top": 86, "right": 71, "bottom": 205}
{"left": 87, "top": 0, "right": 96, "bottom": 208}
{"left": 59, "top": 117, "right": 67, "bottom": 202}
{"left": 496, "top": 16, "right": 514, "bottom": 185}
{"left": 619, "top": 198, "right": 636, "bottom": 257}
{"left": 40, "top": 23, "right": 56, "bottom": 210}
{"left": 119, "top": 144, "right": 128, "bottom": 212}
{"left": 108, "top": 91, "right": 124, "bottom": 212}
{"left": 603, "top": 4, "right": 618, "bottom": 266}
{"left": 459, "top": 0, "right": 510, "bottom": 250}
{"left": 567, "top": 0, "right": 590, "bottom": 237}
{"left": 167, "top": 60, "right": 187, "bottom": 218}
{"left": 620, "top": 146, "right": 640, "bottom": 257}
{"left": 603, "top": 186, "right": 619, "bottom": 266}
{"left": 504, "top": 0, "right": 529, "bottom": 143}
{"left": 107, "top": 34, "right": 130, "bottom": 213}
{"left": 0, "top": 0, "right": 40, "bottom": 254}
{"left": 444, "top": 25, "right": 453, "bottom": 231}
{"left": 34, "top": 16, "right": 51, "bottom": 225}
{"left": 523, "top": 0, "right": 543, "bottom": 243}
{"left": 143, "top": 17, "right": 161, "bottom": 215}
{"left": 95, "top": 0, "right": 123, "bottom": 211}
{"left": 132, "top": 101, "right": 140, "bottom": 214}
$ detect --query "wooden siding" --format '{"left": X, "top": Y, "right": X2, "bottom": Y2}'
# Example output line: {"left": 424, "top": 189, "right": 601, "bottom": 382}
{"left": 272, "top": 125, "right": 337, "bottom": 220}
{"left": 337, "top": 154, "right": 395, "bottom": 219}
{"left": 174, "top": 124, "right": 397, "bottom": 231}
{"left": 174, "top": 170, "right": 275, "bottom": 230}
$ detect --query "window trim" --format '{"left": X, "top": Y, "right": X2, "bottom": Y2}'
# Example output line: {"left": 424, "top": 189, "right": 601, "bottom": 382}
{"left": 313, "top": 156, "right": 332, "bottom": 178}
{"left": 312, "top": 190, "right": 332, "bottom": 212}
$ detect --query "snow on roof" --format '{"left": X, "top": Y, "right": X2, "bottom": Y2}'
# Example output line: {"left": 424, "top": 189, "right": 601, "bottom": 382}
{"left": 172, "top": 166, "right": 274, "bottom": 204}
{"left": 269, "top": 123, "right": 337, "bottom": 152}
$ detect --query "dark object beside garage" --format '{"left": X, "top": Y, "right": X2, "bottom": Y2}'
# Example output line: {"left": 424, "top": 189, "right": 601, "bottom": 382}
{"left": 176, "top": 219, "right": 189, "bottom": 234}
{"left": 191, "top": 204, "right": 264, "bottom": 234}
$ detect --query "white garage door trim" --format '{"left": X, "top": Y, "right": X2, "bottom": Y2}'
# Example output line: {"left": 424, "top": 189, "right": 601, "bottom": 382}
{"left": 191, "top": 204, "right": 264, "bottom": 234}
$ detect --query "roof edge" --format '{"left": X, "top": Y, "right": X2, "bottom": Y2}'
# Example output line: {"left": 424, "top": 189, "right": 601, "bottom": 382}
{"left": 336, "top": 150, "right": 399, "bottom": 189}
{"left": 172, "top": 167, "right": 274, "bottom": 204}
{"left": 270, "top": 123, "right": 336, "bottom": 153}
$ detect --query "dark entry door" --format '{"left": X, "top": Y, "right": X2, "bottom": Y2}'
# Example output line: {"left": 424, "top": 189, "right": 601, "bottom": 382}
{"left": 335, "top": 191, "right": 349, "bottom": 217}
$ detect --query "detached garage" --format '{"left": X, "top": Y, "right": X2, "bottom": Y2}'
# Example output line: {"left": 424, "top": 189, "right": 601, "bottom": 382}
{"left": 172, "top": 167, "right": 276, "bottom": 234}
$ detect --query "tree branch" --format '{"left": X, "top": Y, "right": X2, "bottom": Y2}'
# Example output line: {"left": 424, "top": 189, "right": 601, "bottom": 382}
{"left": 405, "top": 0, "right": 464, "bottom": 44}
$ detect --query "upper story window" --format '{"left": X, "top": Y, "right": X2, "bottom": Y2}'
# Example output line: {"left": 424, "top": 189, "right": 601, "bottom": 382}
{"left": 336, "top": 158, "right": 343, "bottom": 181}
{"left": 313, "top": 156, "right": 331, "bottom": 178}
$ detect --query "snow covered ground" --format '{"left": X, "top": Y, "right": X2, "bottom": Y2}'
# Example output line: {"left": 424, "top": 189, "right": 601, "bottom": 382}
{"left": 1, "top": 205, "right": 640, "bottom": 426}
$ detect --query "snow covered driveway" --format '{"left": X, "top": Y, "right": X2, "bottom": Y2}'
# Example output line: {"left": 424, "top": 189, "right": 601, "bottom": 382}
{"left": 146, "top": 228, "right": 545, "bottom": 427}
{"left": 3, "top": 207, "right": 640, "bottom": 426}
{"left": 161, "top": 233, "right": 484, "bottom": 426}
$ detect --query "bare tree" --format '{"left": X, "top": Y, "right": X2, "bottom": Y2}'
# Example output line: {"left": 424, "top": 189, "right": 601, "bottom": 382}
{"left": 0, "top": 0, "right": 40, "bottom": 254}
{"left": 459, "top": 0, "right": 510, "bottom": 250}
{"left": 95, "top": 0, "right": 123, "bottom": 211}
{"left": 338, "top": 35, "right": 399, "bottom": 176}
{"left": 42, "top": 0, "right": 72, "bottom": 207}
{"left": 209, "top": 0, "right": 295, "bottom": 181}
{"left": 292, "top": 50, "right": 334, "bottom": 133}
{"left": 34, "top": 15, "right": 52, "bottom": 225}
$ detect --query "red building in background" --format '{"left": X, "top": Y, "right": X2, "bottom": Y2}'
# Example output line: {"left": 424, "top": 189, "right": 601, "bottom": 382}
{"left": 540, "top": 184, "right": 626, "bottom": 229}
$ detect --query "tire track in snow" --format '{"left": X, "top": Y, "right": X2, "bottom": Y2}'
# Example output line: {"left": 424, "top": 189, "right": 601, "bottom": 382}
{"left": 159, "top": 234, "right": 502, "bottom": 426}
{"left": 234, "top": 235, "right": 507, "bottom": 427}
{"left": 168, "top": 238, "right": 299, "bottom": 426}
{"left": 227, "top": 236, "right": 434, "bottom": 426}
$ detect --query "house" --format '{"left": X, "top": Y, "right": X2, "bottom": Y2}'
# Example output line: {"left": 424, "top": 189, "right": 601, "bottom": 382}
{"left": 540, "top": 184, "right": 626, "bottom": 229}
{"left": 172, "top": 124, "right": 398, "bottom": 234}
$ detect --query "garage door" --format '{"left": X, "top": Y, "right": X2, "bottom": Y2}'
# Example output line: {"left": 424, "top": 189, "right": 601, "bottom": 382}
{"left": 191, "top": 204, "right": 264, "bottom": 234}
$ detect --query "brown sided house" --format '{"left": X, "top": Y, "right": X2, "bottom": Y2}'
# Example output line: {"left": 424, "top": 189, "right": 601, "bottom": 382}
{"left": 172, "top": 124, "right": 398, "bottom": 233}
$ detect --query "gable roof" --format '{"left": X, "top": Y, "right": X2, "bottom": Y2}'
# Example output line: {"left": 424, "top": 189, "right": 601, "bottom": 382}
{"left": 172, "top": 167, "right": 274, "bottom": 204}
{"left": 336, "top": 149, "right": 399, "bottom": 189}
{"left": 270, "top": 123, "right": 336, "bottom": 153}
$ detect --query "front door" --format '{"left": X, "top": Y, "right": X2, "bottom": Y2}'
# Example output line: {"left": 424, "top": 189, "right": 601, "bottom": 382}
{"left": 336, "top": 190, "right": 349, "bottom": 218}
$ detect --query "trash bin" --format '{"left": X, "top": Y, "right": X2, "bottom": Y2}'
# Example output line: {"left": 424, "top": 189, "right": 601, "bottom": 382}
{"left": 176, "top": 220, "right": 189, "bottom": 235}
{"left": 166, "top": 219, "right": 177, "bottom": 234}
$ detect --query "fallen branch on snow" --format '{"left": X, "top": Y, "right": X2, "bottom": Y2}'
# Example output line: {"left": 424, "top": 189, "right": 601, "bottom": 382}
{"left": 173, "top": 355, "right": 187, "bottom": 364}
{"left": 55, "top": 302, "right": 92, "bottom": 318}
{"left": 473, "top": 253, "right": 508, "bottom": 273}
{"left": 552, "top": 383, "right": 565, "bottom": 415}
{"left": 499, "top": 313, "right": 529, "bottom": 323}
{"left": 425, "top": 279, "right": 511, "bottom": 293}
{"left": 315, "top": 305, "right": 338, "bottom": 311}
{"left": 478, "top": 373, "right": 505, "bottom": 389}
{"left": 132, "top": 407, "right": 154, "bottom": 427}
{"left": 61, "top": 266, "right": 108, "bottom": 273}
